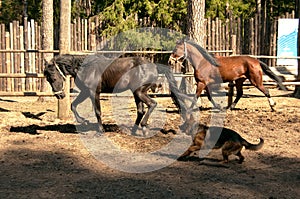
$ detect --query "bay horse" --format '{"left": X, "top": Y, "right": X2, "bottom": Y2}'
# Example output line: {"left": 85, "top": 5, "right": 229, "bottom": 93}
{"left": 169, "top": 40, "right": 288, "bottom": 111}
{"left": 44, "top": 54, "right": 189, "bottom": 135}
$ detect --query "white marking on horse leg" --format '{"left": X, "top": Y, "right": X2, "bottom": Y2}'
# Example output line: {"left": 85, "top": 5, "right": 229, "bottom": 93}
{"left": 230, "top": 103, "right": 236, "bottom": 110}
{"left": 142, "top": 126, "right": 148, "bottom": 137}
{"left": 268, "top": 97, "right": 276, "bottom": 107}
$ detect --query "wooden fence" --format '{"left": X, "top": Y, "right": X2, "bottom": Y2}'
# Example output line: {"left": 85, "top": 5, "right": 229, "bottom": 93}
{"left": 0, "top": 11, "right": 297, "bottom": 95}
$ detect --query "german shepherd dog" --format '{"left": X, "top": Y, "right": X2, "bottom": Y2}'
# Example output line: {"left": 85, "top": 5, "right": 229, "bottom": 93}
{"left": 179, "top": 121, "right": 264, "bottom": 163}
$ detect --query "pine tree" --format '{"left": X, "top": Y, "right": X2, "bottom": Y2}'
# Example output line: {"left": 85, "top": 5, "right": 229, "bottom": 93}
{"left": 187, "top": 0, "right": 205, "bottom": 46}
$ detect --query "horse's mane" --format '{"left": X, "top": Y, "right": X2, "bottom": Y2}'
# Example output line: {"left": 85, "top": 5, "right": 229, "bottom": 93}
{"left": 55, "top": 54, "right": 86, "bottom": 69}
{"left": 44, "top": 54, "right": 87, "bottom": 77}
{"left": 185, "top": 40, "right": 219, "bottom": 66}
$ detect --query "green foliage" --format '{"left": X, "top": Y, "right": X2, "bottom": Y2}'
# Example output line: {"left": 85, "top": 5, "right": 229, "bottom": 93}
{"left": 0, "top": 0, "right": 42, "bottom": 26}
{"left": 205, "top": 0, "right": 256, "bottom": 20}
{"left": 0, "top": 0, "right": 296, "bottom": 38}
{"left": 270, "top": 0, "right": 295, "bottom": 18}
{"left": 104, "top": 28, "right": 185, "bottom": 51}
{"left": 98, "top": 0, "right": 187, "bottom": 38}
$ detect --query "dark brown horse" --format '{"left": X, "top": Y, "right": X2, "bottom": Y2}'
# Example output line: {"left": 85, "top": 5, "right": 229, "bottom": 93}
{"left": 169, "top": 40, "right": 287, "bottom": 111}
{"left": 44, "top": 54, "right": 189, "bottom": 135}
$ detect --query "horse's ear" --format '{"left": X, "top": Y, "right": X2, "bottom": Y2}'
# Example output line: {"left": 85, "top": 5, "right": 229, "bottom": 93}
{"left": 44, "top": 58, "right": 55, "bottom": 66}
{"left": 44, "top": 59, "right": 48, "bottom": 66}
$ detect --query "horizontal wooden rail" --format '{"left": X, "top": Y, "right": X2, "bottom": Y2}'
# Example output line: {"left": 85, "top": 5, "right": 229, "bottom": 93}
{"left": 0, "top": 49, "right": 60, "bottom": 53}
{"left": 0, "top": 92, "right": 53, "bottom": 96}
{"left": 0, "top": 73, "right": 45, "bottom": 78}
{"left": 238, "top": 54, "right": 300, "bottom": 59}
{"left": 1, "top": 82, "right": 299, "bottom": 97}
{"left": 0, "top": 73, "right": 194, "bottom": 78}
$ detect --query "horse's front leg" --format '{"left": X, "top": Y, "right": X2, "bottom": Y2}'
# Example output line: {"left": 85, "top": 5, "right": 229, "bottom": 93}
{"left": 191, "top": 81, "right": 205, "bottom": 110}
{"left": 90, "top": 90, "right": 104, "bottom": 134}
{"left": 205, "top": 86, "right": 221, "bottom": 109}
{"left": 71, "top": 90, "right": 89, "bottom": 124}
{"left": 229, "top": 78, "right": 245, "bottom": 110}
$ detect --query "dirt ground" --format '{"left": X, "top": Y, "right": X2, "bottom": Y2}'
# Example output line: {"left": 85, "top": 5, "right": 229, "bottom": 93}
{"left": 0, "top": 87, "right": 299, "bottom": 199}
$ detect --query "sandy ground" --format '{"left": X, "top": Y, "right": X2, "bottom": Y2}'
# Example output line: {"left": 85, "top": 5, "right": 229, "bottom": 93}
{"left": 0, "top": 87, "right": 299, "bottom": 198}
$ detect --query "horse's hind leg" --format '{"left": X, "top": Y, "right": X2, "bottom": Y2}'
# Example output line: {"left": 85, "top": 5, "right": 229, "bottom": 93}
{"left": 131, "top": 97, "right": 145, "bottom": 135}
{"left": 230, "top": 78, "right": 245, "bottom": 110}
{"left": 257, "top": 84, "right": 276, "bottom": 111}
{"left": 90, "top": 90, "right": 104, "bottom": 134}
{"left": 249, "top": 76, "right": 276, "bottom": 111}
{"left": 134, "top": 89, "right": 157, "bottom": 136}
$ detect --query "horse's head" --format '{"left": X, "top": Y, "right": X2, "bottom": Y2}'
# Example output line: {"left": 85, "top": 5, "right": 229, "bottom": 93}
{"left": 169, "top": 40, "right": 187, "bottom": 62}
{"left": 168, "top": 40, "right": 187, "bottom": 68}
{"left": 44, "top": 58, "right": 66, "bottom": 99}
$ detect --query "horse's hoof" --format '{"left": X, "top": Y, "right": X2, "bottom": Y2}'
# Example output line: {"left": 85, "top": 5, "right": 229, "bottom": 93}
{"left": 179, "top": 124, "right": 186, "bottom": 132}
{"left": 142, "top": 126, "right": 148, "bottom": 136}
{"left": 214, "top": 104, "right": 223, "bottom": 110}
{"left": 131, "top": 125, "right": 139, "bottom": 136}
{"left": 229, "top": 104, "right": 236, "bottom": 110}
{"left": 97, "top": 125, "right": 105, "bottom": 134}
{"left": 177, "top": 156, "right": 187, "bottom": 161}
{"left": 94, "top": 132, "right": 103, "bottom": 137}
{"left": 82, "top": 120, "right": 90, "bottom": 125}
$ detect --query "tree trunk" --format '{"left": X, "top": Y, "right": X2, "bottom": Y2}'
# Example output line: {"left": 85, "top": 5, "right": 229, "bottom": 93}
{"left": 257, "top": 0, "right": 261, "bottom": 55}
{"left": 294, "top": 0, "right": 300, "bottom": 98}
{"left": 42, "top": 0, "right": 53, "bottom": 62}
{"left": 40, "top": 0, "right": 54, "bottom": 99}
{"left": 59, "top": 0, "right": 71, "bottom": 54}
{"left": 187, "top": 0, "right": 206, "bottom": 47}
{"left": 58, "top": 0, "right": 71, "bottom": 119}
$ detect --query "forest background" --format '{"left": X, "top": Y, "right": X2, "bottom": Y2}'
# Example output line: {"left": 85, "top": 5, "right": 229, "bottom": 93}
{"left": 0, "top": 0, "right": 296, "bottom": 39}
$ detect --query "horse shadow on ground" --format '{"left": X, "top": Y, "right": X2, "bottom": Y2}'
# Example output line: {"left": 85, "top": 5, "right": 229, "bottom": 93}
{"left": 9, "top": 123, "right": 120, "bottom": 135}
{"left": 21, "top": 112, "right": 47, "bottom": 120}
{"left": 0, "top": 98, "right": 16, "bottom": 112}
{"left": 0, "top": 107, "right": 10, "bottom": 112}
{"left": 0, "top": 98, "right": 17, "bottom": 102}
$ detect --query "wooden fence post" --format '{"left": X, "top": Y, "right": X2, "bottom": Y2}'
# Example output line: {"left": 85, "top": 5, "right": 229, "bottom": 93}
{"left": 41, "top": 0, "right": 54, "bottom": 96}
{"left": 58, "top": 0, "right": 71, "bottom": 120}
{"left": 5, "top": 32, "right": 11, "bottom": 92}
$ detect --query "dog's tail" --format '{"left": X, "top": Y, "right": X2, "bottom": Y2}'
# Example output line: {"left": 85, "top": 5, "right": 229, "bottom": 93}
{"left": 242, "top": 138, "right": 264, "bottom": 151}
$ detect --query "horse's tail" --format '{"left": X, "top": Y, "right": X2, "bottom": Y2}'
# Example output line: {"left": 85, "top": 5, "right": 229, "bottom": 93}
{"left": 157, "top": 64, "right": 193, "bottom": 114}
{"left": 242, "top": 138, "right": 264, "bottom": 151}
{"left": 259, "top": 61, "right": 288, "bottom": 91}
